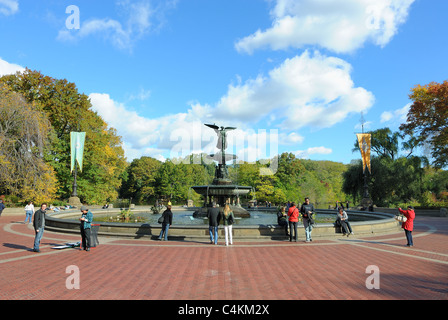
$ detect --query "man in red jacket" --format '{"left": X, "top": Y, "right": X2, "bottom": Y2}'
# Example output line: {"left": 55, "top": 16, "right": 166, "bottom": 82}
{"left": 288, "top": 202, "right": 299, "bottom": 242}
{"left": 398, "top": 206, "right": 415, "bottom": 247}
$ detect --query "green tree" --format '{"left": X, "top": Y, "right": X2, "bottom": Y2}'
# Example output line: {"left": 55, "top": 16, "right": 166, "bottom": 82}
{"left": 120, "top": 157, "right": 161, "bottom": 204}
{"left": 353, "top": 128, "right": 400, "bottom": 160}
{"left": 1, "top": 69, "right": 127, "bottom": 204}
{"left": 343, "top": 156, "right": 425, "bottom": 207}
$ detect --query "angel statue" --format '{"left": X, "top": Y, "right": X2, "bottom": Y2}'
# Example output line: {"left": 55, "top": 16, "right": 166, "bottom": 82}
{"left": 205, "top": 123, "right": 236, "bottom": 151}
{"left": 204, "top": 124, "right": 237, "bottom": 171}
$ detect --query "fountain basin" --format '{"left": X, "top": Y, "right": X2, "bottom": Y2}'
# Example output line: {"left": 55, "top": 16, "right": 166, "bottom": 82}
{"left": 44, "top": 208, "right": 402, "bottom": 240}
{"left": 192, "top": 185, "right": 252, "bottom": 196}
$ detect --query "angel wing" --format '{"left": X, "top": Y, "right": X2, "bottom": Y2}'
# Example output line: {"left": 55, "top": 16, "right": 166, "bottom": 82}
{"left": 205, "top": 124, "right": 219, "bottom": 130}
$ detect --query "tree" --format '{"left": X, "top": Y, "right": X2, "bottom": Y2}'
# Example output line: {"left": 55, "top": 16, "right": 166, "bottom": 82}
{"left": 0, "top": 86, "right": 58, "bottom": 203}
{"left": 1, "top": 69, "right": 127, "bottom": 204}
{"left": 400, "top": 81, "right": 448, "bottom": 168}
{"left": 353, "top": 128, "right": 400, "bottom": 160}
{"left": 343, "top": 156, "right": 424, "bottom": 207}
{"left": 120, "top": 156, "right": 161, "bottom": 204}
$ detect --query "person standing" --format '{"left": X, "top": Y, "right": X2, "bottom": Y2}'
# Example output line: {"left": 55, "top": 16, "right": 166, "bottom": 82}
{"left": 300, "top": 197, "right": 315, "bottom": 242}
{"left": 221, "top": 204, "right": 235, "bottom": 246}
{"left": 0, "top": 199, "right": 6, "bottom": 217}
{"left": 287, "top": 202, "right": 299, "bottom": 242}
{"left": 24, "top": 201, "right": 35, "bottom": 224}
{"left": 80, "top": 206, "right": 93, "bottom": 251}
{"left": 158, "top": 205, "right": 173, "bottom": 241}
{"left": 399, "top": 206, "right": 415, "bottom": 247}
{"left": 32, "top": 203, "right": 47, "bottom": 252}
{"left": 207, "top": 203, "right": 221, "bottom": 245}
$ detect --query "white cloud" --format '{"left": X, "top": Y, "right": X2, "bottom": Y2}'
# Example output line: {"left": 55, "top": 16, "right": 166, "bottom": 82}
{"left": 0, "top": 0, "right": 18, "bottom": 16}
{"left": 89, "top": 93, "right": 217, "bottom": 161}
{"left": 380, "top": 103, "right": 411, "bottom": 124}
{"left": 89, "top": 93, "right": 283, "bottom": 162}
{"left": 58, "top": 0, "right": 177, "bottom": 51}
{"left": 293, "top": 146, "right": 333, "bottom": 159}
{"left": 0, "top": 57, "right": 25, "bottom": 76}
{"left": 235, "top": 0, "right": 415, "bottom": 54}
{"left": 89, "top": 50, "right": 373, "bottom": 161}
{"left": 202, "top": 50, "right": 374, "bottom": 130}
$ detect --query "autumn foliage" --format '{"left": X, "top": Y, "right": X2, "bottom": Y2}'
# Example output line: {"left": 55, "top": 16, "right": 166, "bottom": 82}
{"left": 0, "top": 70, "right": 127, "bottom": 205}
{"left": 400, "top": 81, "right": 448, "bottom": 168}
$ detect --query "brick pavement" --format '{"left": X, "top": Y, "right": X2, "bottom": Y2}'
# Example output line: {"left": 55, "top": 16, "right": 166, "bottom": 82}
{"left": 1, "top": 213, "right": 447, "bottom": 301}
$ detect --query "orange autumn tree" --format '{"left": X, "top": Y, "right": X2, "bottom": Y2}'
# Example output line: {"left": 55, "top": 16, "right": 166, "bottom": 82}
{"left": 400, "top": 81, "right": 448, "bottom": 168}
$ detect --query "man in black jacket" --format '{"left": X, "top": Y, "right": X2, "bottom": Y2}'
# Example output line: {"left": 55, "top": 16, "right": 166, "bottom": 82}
{"left": 207, "top": 203, "right": 221, "bottom": 245}
{"left": 300, "top": 197, "right": 315, "bottom": 242}
{"left": 33, "top": 203, "right": 47, "bottom": 252}
{"left": 158, "top": 205, "right": 173, "bottom": 241}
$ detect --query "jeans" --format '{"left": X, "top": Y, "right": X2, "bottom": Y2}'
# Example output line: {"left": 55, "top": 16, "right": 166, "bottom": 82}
{"left": 209, "top": 226, "right": 218, "bottom": 244}
{"left": 303, "top": 219, "right": 313, "bottom": 241}
{"left": 405, "top": 229, "right": 413, "bottom": 246}
{"left": 81, "top": 227, "right": 91, "bottom": 249}
{"left": 33, "top": 227, "right": 45, "bottom": 251}
{"left": 289, "top": 221, "right": 298, "bottom": 241}
{"left": 224, "top": 225, "right": 233, "bottom": 245}
{"left": 24, "top": 211, "right": 33, "bottom": 223}
{"left": 158, "top": 224, "right": 170, "bottom": 240}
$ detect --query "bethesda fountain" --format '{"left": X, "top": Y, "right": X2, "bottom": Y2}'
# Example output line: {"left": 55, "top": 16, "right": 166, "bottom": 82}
{"left": 192, "top": 123, "right": 252, "bottom": 217}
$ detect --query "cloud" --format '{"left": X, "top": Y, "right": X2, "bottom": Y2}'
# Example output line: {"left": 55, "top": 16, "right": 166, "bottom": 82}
{"left": 380, "top": 103, "right": 410, "bottom": 124}
{"left": 89, "top": 49, "right": 373, "bottom": 161}
{"left": 293, "top": 146, "right": 333, "bottom": 159}
{"left": 235, "top": 0, "right": 415, "bottom": 54}
{"left": 57, "top": 0, "right": 177, "bottom": 51}
{"left": 0, "top": 57, "right": 25, "bottom": 76}
{"left": 89, "top": 93, "right": 282, "bottom": 162}
{"left": 200, "top": 50, "right": 374, "bottom": 130}
{"left": 89, "top": 93, "right": 215, "bottom": 161}
{"left": 0, "top": 0, "right": 18, "bottom": 16}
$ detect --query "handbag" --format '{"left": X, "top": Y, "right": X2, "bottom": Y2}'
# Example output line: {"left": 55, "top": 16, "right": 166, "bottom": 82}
{"left": 158, "top": 215, "right": 164, "bottom": 224}
{"left": 395, "top": 215, "right": 407, "bottom": 223}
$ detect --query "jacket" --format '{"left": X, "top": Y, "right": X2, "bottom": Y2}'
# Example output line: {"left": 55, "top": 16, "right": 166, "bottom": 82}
{"left": 81, "top": 210, "right": 93, "bottom": 229}
{"left": 399, "top": 208, "right": 415, "bottom": 231}
{"left": 288, "top": 206, "right": 299, "bottom": 222}
{"left": 33, "top": 209, "right": 46, "bottom": 231}
{"left": 300, "top": 203, "right": 315, "bottom": 220}
{"left": 207, "top": 207, "right": 221, "bottom": 226}
{"left": 161, "top": 209, "right": 173, "bottom": 225}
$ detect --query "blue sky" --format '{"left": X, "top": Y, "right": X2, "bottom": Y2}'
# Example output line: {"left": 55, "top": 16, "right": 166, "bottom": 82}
{"left": 1, "top": 0, "right": 447, "bottom": 165}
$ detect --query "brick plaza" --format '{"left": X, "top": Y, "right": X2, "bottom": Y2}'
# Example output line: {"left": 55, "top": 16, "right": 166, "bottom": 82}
{"left": 1, "top": 212, "right": 447, "bottom": 300}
